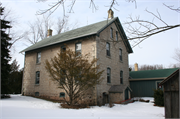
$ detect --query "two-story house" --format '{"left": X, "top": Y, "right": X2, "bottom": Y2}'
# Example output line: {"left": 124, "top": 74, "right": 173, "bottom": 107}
{"left": 21, "top": 9, "right": 133, "bottom": 105}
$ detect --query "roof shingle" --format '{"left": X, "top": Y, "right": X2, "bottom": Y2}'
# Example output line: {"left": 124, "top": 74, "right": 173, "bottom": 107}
{"left": 21, "top": 17, "right": 133, "bottom": 53}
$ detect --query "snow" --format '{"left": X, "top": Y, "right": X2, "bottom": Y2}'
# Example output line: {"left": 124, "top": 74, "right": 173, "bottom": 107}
{"left": 0, "top": 95, "right": 164, "bottom": 119}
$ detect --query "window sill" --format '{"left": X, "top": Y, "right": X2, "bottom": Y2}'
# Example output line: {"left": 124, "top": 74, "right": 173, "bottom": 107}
{"left": 106, "top": 55, "right": 111, "bottom": 59}
{"left": 35, "top": 84, "right": 40, "bottom": 86}
{"left": 110, "top": 37, "right": 114, "bottom": 40}
{"left": 119, "top": 60, "right": 123, "bottom": 63}
{"left": 36, "top": 63, "right": 41, "bottom": 65}
{"left": 107, "top": 83, "right": 111, "bottom": 85}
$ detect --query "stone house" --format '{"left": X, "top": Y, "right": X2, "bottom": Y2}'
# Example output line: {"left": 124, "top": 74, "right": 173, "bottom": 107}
{"left": 21, "top": 9, "right": 133, "bottom": 105}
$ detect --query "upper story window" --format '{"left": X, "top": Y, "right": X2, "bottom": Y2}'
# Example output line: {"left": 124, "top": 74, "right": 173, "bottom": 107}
{"left": 106, "top": 42, "right": 110, "bottom": 56}
{"left": 37, "top": 52, "right": 41, "bottom": 64}
{"left": 35, "top": 71, "right": 40, "bottom": 84}
{"left": 119, "top": 48, "right": 122, "bottom": 61}
{"left": 75, "top": 43, "right": 81, "bottom": 56}
{"left": 116, "top": 31, "right": 118, "bottom": 41}
{"left": 110, "top": 28, "right": 113, "bottom": 39}
{"left": 61, "top": 46, "right": 66, "bottom": 52}
{"left": 107, "top": 68, "right": 111, "bottom": 83}
{"left": 120, "top": 70, "right": 123, "bottom": 84}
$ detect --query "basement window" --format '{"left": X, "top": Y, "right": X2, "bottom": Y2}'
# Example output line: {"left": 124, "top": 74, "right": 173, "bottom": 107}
{"left": 60, "top": 92, "right": 65, "bottom": 97}
{"left": 35, "top": 92, "right": 39, "bottom": 96}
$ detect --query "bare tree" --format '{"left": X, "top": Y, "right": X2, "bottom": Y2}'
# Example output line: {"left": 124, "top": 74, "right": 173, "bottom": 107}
{"left": 124, "top": 3, "right": 180, "bottom": 48}
{"left": 24, "top": 14, "right": 79, "bottom": 45}
{"left": 36, "top": 0, "right": 136, "bottom": 16}
{"left": 173, "top": 48, "right": 180, "bottom": 63}
{"left": 24, "top": 14, "right": 54, "bottom": 45}
{"left": 171, "top": 48, "right": 180, "bottom": 67}
{"left": 139, "top": 64, "right": 164, "bottom": 71}
{"left": 35, "top": 0, "right": 179, "bottom": 48}
{"left": 1, "top": 5, "right": 26, "bottom": 49}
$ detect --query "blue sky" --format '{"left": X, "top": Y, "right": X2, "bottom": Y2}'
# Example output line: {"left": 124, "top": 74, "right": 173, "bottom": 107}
{"left": 1, "top": 0, "right": 180, "bottom": 69}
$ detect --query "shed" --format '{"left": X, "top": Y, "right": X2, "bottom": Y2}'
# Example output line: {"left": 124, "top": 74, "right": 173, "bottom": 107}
{"left": 108, "top": 85, "right": 132, "bottom": 103}
{"left": 159, "top": 69, "right": 179, "bottom": 118}
{"left": 129, "top": 68, "right": 178, "bottom": 97}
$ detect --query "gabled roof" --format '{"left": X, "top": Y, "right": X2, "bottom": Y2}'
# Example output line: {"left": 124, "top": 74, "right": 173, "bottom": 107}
{"left": 109, "top": 85, "right": 132, "bottom": 93}
{"left": 159, "top": 69, "right": 179, "bottom": 85}
{"left": 21, "top": 17, "right": 133, "bottom": 53}
{"left": 129, "top": 68, "right": 179, "bottom": 80}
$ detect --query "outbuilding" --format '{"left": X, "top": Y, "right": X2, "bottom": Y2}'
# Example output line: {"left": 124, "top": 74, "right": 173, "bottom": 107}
{"left": 159, "top": 68, "right": 179, "bottom": 118}
{"left": 129, "top": 68, "right": 178, "bottom": 97}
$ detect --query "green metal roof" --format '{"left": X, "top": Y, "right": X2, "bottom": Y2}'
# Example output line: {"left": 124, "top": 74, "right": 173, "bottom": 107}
{"left": 129, "top": 68, "right": 179, "bottom": 79}
{"left": 21, "top": 17, "right": 133, "bottom": 53}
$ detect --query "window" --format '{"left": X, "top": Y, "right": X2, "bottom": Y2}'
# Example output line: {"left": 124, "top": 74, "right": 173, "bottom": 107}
{"left": 156, "top": 81, "right": 162, "bottom": 89}
{"left": 119, "top": 49, "right": 122, "bottom": 61}
{"left": 106, "top": 42, "right": 110, "bottom": 56}
{"left": 75, "top": 43, "right": 81, "bottom": 56}
{"left": 60, "top": 92, "right": 65, "bottom": 97}
{"left": 37, "top": 52, "right": 41, "bottom": 63}
{"left": 110, "top": 28, "right": 113, "bottom": 38}
{"left": 61, "top": 46, "right": 66, "bottom": 52}
{"left": 35, "top": 92, "right": 39, "bottom": 96}
{"left": 116, "top": 31, "right": 118, "bottom": 41}
{"left": 107, "top": 68, "right": 111, "bottom": 83}
{"left": 35, "top": 71, "right": 40, "bottom": 84}
{"left": 120, "top": 71, "right": 123, "bottom": 84}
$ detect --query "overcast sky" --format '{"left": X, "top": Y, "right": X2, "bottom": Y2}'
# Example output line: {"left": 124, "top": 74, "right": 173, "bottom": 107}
{"left": 1, "top": 0, "right": 180, "bottom": 69}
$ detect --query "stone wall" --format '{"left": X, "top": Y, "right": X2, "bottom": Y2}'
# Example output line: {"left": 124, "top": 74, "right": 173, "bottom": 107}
{"left": 95, "top": 22, "right": 130, "bottom": 105}
{"left": 22, "top": 36, "right": 97, "bottom": 104}
{"left": 22, "top": 22, "right": 131, "bottom": 105}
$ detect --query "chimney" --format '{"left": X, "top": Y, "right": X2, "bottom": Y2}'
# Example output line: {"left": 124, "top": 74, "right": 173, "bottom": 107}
{"left": 108, "top": 9, "right": 114, "bottom": 19}
{"left": 134, "top": 63, "right": 138, "bottom": 71}
{"left": 47, "top": 29, "right": 53, "bottom": 37}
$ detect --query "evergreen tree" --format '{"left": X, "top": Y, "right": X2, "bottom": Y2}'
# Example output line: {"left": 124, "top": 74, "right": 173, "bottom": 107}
{"left": 9, "top": 60, "right": 23, "bottom": 94}
{"left": 1, "top": 5, "right": 12, "bottom": 94}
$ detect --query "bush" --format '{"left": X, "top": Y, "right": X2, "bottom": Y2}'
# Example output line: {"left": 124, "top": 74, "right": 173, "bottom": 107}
{"left": 153, "top": 89, "right": 164, "bottom": 106}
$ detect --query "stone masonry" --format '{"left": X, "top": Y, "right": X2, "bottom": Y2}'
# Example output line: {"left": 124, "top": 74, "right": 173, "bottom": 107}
{"left": 22, "top": 17, "right": 132, "bottom": 105}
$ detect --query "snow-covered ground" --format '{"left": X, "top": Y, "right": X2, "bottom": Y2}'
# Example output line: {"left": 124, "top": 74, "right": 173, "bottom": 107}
{"left": 0, "top": 95, "right": 164, "bottom": 119}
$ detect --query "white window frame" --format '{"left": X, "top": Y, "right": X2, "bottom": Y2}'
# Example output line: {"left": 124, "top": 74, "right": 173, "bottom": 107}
{"left": 110, "top": 28, "right": 113, "bottom": 39}
{"left": 106, "top": 42, "right": 110, "bottom": 56}
{"left": 37, "top": 52, "right": 41, "bottom": 63}
{"left": 35, "top": 71, "right": 40, "bottom": 84}
{"left": 156, "top": 81, "right": 162, "bottom": 89}
{"left": 107, "top": 67, "right": 111, "bottom": 83}
{"left": 75, "top": 42, "right": 81, "bottom": 56}
{"left": 116, "top": 31, "right": 118, "bottom": 41}
{"left": 119, "top": 48, "right": 122, "bottom": 61}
